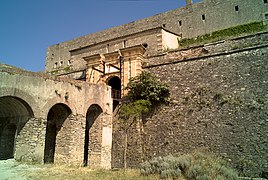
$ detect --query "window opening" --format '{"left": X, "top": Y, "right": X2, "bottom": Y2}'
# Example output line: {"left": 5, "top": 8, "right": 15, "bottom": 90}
{"left": 202, "top": 14, "right": 206, "bottom": 21}
{"left": 54, "top": 62, "right": 58, "bottom": 69}
{"left": 142, "top": 43, "right": 148, "bottom": 48}
{"left": 67, "top": 60, "right": 71, "bottom": 66}
{"left": 265, "top": 13, "right": 268, "bottom": 20}
{"left": 179, "top": 21, "right": 182, "bottom": 26}
{"left": 106, "top": 44, "right": 110, "bottom": 53}
{"left": 162, "top": 24, "right": 166, "bottom": 28}
{"left": 107, "top": 76, "right": 121, "bottom": 111}
{"left": 235, "top": 5, "right": 239, "bottom": 12}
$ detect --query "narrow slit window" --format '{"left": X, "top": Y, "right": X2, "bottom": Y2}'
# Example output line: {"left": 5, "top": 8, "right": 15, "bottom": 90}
{"left": 106, "top": 44, "right": 110, "bottom": 53}
{"left": 202, "top": 14, "right": 206, "bottom": 21}
{"left": 265, "top": 13, "right": 268, "bottom": 20}
{"left": 179, "top": 20, "right": 182, "bottom": 26}
{"left": 235, "top": 5, "right": 239, "bottom": 12}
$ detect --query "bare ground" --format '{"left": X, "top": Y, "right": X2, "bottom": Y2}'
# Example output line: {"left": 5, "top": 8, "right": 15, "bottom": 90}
{"left": 0, "top": 159, "right": 41, "bottom": 180}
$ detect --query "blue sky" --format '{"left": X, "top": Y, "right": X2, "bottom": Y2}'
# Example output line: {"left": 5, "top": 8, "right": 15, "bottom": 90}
{"left": 0, "top": 0, "right": 201, "bottom": 72}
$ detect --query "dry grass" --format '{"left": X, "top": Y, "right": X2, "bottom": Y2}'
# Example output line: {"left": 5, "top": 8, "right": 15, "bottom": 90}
{"left": 25, "top": 164, "right": 158, "bottom": 180}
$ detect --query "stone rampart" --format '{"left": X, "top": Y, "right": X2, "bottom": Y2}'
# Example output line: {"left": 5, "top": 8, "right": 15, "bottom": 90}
{"left": 45, "top": 0, "right": 268, "bottom": 74}
{"left": 112, "top": 33, "right": 268, "bottom": 177}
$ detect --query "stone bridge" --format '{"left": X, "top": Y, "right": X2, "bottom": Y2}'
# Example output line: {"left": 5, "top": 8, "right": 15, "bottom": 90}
{"left": 0, "top": 65, "right": 113, "bottom": 168}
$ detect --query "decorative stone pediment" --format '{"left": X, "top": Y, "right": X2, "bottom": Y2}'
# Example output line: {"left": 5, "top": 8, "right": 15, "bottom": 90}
{"left": 83, "top": 45, "right": 146, "bottom": 96}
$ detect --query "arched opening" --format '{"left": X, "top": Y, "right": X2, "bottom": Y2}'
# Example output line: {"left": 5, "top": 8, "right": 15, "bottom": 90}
{"left": 142, "top": 43, "right": 148, "bottom": 49}
{"left": 0, "top": 96, "right": 33, "bottom": 160}
{"left": 84, "top": 104, "right": 103, "bottom": 167}
{"left": 44, "top": 103, "right": 71, "bottom": 164}
{"left": 107, "top": 76, "right": 121, "bottom": 111}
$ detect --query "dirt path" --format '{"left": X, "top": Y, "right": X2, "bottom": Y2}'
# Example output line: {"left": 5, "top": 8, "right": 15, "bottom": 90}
{"left": 0, "top": 159, "right": 41, "bottom": 180}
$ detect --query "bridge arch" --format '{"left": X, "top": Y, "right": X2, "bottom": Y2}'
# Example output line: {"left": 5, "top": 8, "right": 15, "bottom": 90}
{"left": 42, "top": 99, "right": 76, "bottom": 119}
{"left": 0, "top": 87, "right": 39, "bottom": 117}
{"left": 83, "top": 104, "right": 103, "bottom": 167}
{"left": 44, "top": 103, "right": 72, "bottom": 163}
{"left": 0, "top": 96, "right": 34, "bottom": 160}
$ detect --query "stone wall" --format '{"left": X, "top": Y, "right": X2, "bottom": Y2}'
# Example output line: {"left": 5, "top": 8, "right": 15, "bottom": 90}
{"left": 145, "top": 48, "right": 268, "bottom": 177}
{"left": 0, "top": 66, "right": 113, "bottom": 168}
{"left": 15, "top": 117, "right": 46, "bottom": 162}
{"left": 112, "top": 33, "right": 268, "bottom": 177}
{"left": 145, "top": 31, "right": 268, "bottom": 67}
{"left": 45, "top": 0, "right": 268, "bottom": 74}
{"left": 46, "top": 28, "right": 174, "bottom": 75}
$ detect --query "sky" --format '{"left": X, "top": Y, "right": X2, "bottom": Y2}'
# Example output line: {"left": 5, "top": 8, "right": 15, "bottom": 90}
{"left": 0, "top": 0, "right": 201, "bottom": 72}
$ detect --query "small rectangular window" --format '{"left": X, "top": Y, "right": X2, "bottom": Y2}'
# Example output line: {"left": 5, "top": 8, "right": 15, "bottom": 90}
{"left": 179, "top": 20, "right": 182, "bottom": 26}
{"left": 235, "top": 5, "right": 239, "bottom": 12}
{"left": 202, "top": 14, "right": 206, "bottom": 21}
{"left": 54, "top": 62, "right": 58, "bottom": 69}
{"left": 265, "top": 13, "right": 268, "bottom": 20}
{"left": 264, "top": 0, "right": 268, "bottom": 4}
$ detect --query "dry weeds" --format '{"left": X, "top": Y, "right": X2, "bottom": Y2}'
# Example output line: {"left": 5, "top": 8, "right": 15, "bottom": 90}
{"left": 26, "top": 164, "right": 158, "bottom": 180}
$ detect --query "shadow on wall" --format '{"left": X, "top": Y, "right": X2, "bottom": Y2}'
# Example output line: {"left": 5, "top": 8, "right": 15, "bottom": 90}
{"left": 0, "top": 96, "right": 34, "bottom": 160}
{"left": 44, "top": 103, "right": 71, "bottom": 164}
{"left": 83, "top": 104, "right": 103, "bottom": 167}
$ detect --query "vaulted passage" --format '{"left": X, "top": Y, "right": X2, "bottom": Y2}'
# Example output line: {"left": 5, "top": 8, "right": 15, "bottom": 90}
{"left": 84, "top": 104, "right": 103, "bottom": 167}
{"left": 0, "top": 96, "right": 33, "bottom": 160}
{"left": 107, "top": 76, "right": 121, "bottom": 111}
{"left": 44, "top": 103, "right": 71, "bottom": 164}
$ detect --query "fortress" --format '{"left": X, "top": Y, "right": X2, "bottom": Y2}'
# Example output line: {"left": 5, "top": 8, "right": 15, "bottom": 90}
{"left": 1, "top": 0, "right": 268, "bottom": 177}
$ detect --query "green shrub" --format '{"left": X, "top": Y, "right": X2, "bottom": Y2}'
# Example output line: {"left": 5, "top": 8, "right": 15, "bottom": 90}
{"left": 125, "top": 71, "right": 170, "bottom": 105}
{"left": 140, "top": 152, "right": 239, "bottom": 180}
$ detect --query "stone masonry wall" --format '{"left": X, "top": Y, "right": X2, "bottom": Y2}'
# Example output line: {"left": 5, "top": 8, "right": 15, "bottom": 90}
{"left": 144, "top": 47, "right": 268, "bottom": 177}
{"left": 145, "top": 31, "right": 268, "bottom": 67}
{"left": 64, "top": 28, "right": 162, "bottom": 76}
{"left": 45, "top": 0, "right": 268, "bottom": 73}
{"left": 15, "top": 117, "right": 46, "bottom": 163}
{"left": 112, "top": 33, "right": 268, "bottom": 177}
{"left": 0, "top": 66, "right": 113, "bottom": 167}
